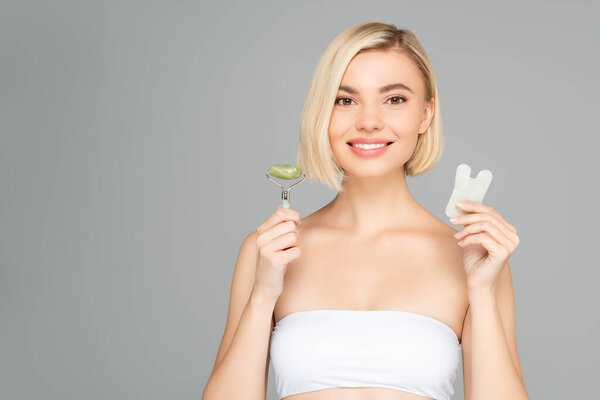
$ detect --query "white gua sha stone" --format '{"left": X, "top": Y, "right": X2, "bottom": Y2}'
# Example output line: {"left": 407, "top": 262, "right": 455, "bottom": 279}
{"left": 445, "top": 163, "right": 493, "bottom": 218}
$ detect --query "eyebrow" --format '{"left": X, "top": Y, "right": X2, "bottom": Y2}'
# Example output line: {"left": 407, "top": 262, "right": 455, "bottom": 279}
{"left": 338, "top": 83, "right": 414, "bottom": 95}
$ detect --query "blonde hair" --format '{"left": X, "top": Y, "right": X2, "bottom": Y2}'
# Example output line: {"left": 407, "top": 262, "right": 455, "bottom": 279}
{"left": 296, "top": 22, "right": 443, "bottom": 192}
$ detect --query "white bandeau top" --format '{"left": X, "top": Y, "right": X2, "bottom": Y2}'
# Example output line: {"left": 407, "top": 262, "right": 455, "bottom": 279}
{"left": 269, "top": 309, "right": 462, "bottom": 400}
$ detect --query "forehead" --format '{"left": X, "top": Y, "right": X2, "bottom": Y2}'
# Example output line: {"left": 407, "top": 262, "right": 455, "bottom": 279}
{"left": 339, "top": 50, "right": 423, "bottom": 95}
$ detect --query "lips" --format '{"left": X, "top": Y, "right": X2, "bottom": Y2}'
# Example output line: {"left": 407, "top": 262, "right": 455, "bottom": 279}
{"left": 347, "top": 141, "right": 393, "bottom": 157}
{"left": 346, "top": 137, "right": 394, "bottom": 146}
{"left": 347, "top": 142, "right": 393, "bottom": 147}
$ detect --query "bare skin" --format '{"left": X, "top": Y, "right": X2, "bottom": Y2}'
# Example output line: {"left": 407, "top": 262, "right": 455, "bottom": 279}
{"left": 272, "top": 203, "right": 468, "bottom": 400}
{"left": 270, "top": 49, "right": 469, "bottom": 400}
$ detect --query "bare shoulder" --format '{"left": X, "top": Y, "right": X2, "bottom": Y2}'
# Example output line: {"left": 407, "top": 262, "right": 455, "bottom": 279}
{"left": 419, "top": 211, "right": 470, "bottom": 334}
{"left": 420, "top": 205, "right": 460, "bottom": 235}
{"left": 416, "top": 207, "right": 464, "bottom": 257}
{"left": 408, "top": 210, "right": 468, "bottom": 312}
{"left": 236, "top": 230, "right": 258, "bottom": 272}
{"left": 243, "top": 229, "right": 258, "bottom": 251}
{"left": 415, "top": 208, "right": 462, "bottom": 254}
{"left": 292, "top": 206, "right": 338, "bottom": 241}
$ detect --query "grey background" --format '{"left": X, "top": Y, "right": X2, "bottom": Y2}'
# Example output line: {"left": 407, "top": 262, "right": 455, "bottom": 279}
{"left": 1, "top": 1, "right": 598, "bottom": 399}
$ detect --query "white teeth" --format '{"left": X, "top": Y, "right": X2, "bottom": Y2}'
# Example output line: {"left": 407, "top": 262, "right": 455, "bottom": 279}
{"left": 351, "top": 143, "right": 387, "bottom": 149}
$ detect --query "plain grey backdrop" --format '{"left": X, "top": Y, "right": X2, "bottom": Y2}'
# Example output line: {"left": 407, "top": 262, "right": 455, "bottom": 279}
{"left": 1, "top": 0, "right": 599, "bottom": 399}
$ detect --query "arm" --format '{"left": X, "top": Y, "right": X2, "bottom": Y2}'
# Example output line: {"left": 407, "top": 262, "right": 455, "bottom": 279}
{"left": 463, "top": 261, "right": 529, "bottom": 400}
{"left": 202, "top": 232, "right": 276, "bottom": 400}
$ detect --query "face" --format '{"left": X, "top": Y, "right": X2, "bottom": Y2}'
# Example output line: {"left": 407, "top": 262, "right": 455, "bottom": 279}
{"left": 328, "top": 49, "right": 434, "bottom": 178}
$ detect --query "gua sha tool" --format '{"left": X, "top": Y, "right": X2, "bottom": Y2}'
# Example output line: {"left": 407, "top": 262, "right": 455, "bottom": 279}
{"left": 445, "top": 163, "right": 493, "bottom": 218}
{"left": 266, "top": 164, "right": 306, "bottom": 208}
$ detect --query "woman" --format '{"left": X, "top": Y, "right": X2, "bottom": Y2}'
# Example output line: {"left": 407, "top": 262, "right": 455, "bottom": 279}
{"left": 203, "top": 22, "right": 529, "bottom": 400}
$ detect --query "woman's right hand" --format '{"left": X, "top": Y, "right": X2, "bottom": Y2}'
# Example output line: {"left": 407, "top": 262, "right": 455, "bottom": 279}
{"left": 253, "top": 206, "right": 302, "bottom": 302}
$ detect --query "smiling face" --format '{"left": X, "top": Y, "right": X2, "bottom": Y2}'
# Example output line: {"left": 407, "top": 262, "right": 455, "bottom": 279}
{"left": 328, "top": 49, "right": 434, "bottom": 178}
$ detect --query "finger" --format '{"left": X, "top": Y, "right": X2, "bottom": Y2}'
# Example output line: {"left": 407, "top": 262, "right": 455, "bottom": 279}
{"left": 275, "top": 245, "right": 301, "bottom": 266}
{"left": 458, "top": 232, "right": 508, "bottom": 259}
{"left": 452, "top": 200, "right": 517, "bottom": 234}
{"left": 452, "top": 210, "right": 518, "bottom": 248}
{"left": 456, "top": 220, "right": 516, "bottom": 252}
{"left": 265, "top": 230, "right": 298, "bottom": 253}
{"left": 454, "top": 201, "right": 515, "bottom": 234}
{"left": 452, "top": 210, "right": 504, "bottom": 233}
{"left": 257, "top": 220, "right": 298, "bottom": 247}
{"left": 257, "top": 206, "right": 301, "bottom": 233}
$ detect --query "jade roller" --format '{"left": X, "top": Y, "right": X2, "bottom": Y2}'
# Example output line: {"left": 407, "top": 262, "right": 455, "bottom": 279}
{"left": 266, "top": 164, "right": 306, "bottom": 208}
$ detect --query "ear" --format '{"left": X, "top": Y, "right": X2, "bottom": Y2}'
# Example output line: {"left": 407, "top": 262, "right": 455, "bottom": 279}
{"left": 418, "top": 97, "right": 435, "bottom": 134}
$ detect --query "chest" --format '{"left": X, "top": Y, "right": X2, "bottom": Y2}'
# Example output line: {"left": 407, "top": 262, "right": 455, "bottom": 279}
{"left": 273, "top": 228, "right": 469, "bottom": 339}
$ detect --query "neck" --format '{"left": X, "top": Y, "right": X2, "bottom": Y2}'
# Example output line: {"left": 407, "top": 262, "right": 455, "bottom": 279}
{"left": 326, "top": 167, "right": 423, "bottom": 235}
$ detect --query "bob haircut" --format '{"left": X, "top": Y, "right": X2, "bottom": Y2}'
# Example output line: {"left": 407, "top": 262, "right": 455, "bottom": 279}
{"left": 297, "top": 22, "right": 443, "bottom": 192}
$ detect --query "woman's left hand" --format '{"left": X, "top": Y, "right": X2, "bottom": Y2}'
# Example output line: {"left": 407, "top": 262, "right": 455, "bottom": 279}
{"left": 450, "top": 200, "right": 520, "bottom": 293}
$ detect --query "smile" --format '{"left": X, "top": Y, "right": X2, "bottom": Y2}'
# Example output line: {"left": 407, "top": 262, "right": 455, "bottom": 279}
{"left": 347, "top": 141, "right": 393, "bottom": 157}
{"left": 349, "top": 142, "right": 391, "bottom": 149}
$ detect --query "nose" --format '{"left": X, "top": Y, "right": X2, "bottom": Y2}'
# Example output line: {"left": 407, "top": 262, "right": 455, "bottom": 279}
{"left": 356, "top": 103, "right": 383, "bottom": 132}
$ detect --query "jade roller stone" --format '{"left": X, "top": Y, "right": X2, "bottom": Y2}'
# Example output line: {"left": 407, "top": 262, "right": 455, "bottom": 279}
{"left": 266, "top": 164, "right": 305, "bottom": 209}
{"left": 269, "top": 164, "right": 302, "bottom": 179}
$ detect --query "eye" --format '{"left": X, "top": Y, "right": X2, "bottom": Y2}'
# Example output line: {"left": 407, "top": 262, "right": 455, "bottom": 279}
{"left": 334, "top": 96, "right": 407, "bottom": 106}
{"left": 334, "top": 97, "right": 355, "bottom": 106}
{"left": 388, "top": 96, "right": 407, "bottom": 104}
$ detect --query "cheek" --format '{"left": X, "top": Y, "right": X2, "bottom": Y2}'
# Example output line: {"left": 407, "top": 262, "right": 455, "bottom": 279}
{"left": 386, "top": 110, "right": 421, "bottom": 135}
{"left": 328, "top": 110, "right": 352, "bottom": 137}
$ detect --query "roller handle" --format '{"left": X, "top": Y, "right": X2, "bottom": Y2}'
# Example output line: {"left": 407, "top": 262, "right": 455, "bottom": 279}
{"left": 266, "top": 170, "right": 305, "bottom": 209}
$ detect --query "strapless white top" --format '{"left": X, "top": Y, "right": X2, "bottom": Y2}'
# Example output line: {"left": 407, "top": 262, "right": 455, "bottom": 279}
{"left": 269, "top": 309, "right": 462, "bottom": 400}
